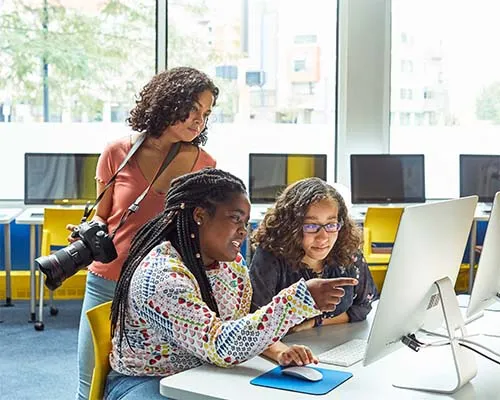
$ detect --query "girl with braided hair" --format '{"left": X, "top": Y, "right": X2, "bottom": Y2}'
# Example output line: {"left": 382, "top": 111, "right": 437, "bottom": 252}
{"left": 104, "top": 168, "right": 358, "bottom": 399}
{"left": 250, "top": 177, "right": 378, "bottom": 333}
{"left": 72, "top": 66, "right": 219, "bottom": 399}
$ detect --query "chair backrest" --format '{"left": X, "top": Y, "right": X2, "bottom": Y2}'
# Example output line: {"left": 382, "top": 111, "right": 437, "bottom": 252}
{"left": 41, "top": 208, "right": 92, "bottom": 256}
{"left": 363, "top": 207, "right": 404, "bottom": 254}
{"left": 86, "top": 301, "right": 112, "bottom": 400}
{"left": 364, "top": 207, "right": 404, "bottom": 241}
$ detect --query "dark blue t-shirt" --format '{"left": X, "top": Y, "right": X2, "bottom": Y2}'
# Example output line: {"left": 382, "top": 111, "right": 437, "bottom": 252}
{"left": 249, "top": 246, "right": 378, "bottom": 322}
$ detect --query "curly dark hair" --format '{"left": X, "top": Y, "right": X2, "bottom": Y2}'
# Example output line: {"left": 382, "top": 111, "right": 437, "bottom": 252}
{"left": 252, "top": 177, "right": 361, "bottom": 269}
{"left": 127, "top": 67, "right": 219, "bottom": 146}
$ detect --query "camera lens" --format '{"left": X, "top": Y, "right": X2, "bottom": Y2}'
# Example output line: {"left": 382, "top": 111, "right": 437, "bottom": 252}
{"left": 35, "top": 240, "right": 93, "bottom": 291}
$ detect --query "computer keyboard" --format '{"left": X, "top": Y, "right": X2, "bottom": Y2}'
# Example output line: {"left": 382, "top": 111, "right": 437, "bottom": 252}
{"left": 318, "top": 338, "right": 367, "bottom": 367}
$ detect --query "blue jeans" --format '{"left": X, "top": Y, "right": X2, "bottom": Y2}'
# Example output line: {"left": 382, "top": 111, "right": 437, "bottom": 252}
{"left": 105, "top": 370, "right": 166, "bottom": 400}
{"left": 76, "top": 272, "right": 116, "bottom": 400}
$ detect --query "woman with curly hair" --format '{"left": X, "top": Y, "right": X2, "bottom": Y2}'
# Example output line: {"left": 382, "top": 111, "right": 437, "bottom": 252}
{"left": 250, "top": 177, "right": 378, "bottom": 333}
{"left": 73, "top": 66, "right": 219, "bottom": 400}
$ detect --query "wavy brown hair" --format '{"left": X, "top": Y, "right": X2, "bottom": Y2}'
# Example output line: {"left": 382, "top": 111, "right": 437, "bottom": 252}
{"left": 127, "top": 66, "right": 219, "bottom": 146}
{"left": 252, "top": 177, "right": 361, "bottom": 269}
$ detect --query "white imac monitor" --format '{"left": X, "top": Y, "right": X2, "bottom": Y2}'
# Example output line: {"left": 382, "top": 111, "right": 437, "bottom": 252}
{"left": 363, "top": 196, "right": 478, "bottom": 394}
{"left": 467, "top": 191, "right": 500, "bottom": 319}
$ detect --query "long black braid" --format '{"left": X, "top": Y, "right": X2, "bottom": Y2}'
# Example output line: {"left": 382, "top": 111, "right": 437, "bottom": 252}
{"left": 111, "top": 168, "right": 247, "bottom": 352}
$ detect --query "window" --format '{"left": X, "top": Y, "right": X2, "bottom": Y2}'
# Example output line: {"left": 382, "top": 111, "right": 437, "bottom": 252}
{"left": 415, "top": 112, "right": 425, "bottom": 126}
{"left": 0, "top": 0, "right": 155, "bottom": 199}
{"left": 400, "top": 88, "right": 413, "bottom": 100}
{"left": 0, "top": 0, "right": 154, "bottom": 124}
{"left": 399, "top": 112, "right": 411, "bottom": 126}
{"left": 167, "top": 0, "right": 338, "bottom": 185}
{"left": 294, "top": 34, "right": 318, "bottom": 44}
{"left": 294, "top": 59, "right": 307, "bottom": 72}
{"left": 391, "top": 0, "right": 500, "bottom": 199}
{"left": 401, "top": 60, "right": 414, "bottom": 73}
{"left": 423, "top": 89, "right": 434, "bottom": 99}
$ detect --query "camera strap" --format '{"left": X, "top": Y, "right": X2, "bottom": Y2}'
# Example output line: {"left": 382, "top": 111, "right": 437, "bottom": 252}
{"left": 81, "top": 134, "right": 147, "bottom": 222}
{"left": 109, "top": 140, "right": 181, "bottom": 239}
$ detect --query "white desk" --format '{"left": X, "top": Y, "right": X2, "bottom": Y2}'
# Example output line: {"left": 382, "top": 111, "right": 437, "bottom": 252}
{"left": 15, "top": 207, "right": 44, "bottom": 322}
{"left": 160, "top": 306, "right": 500, "bottom": 399}
{"left": 0, "top": 207, "right": 23, "bottom": 306}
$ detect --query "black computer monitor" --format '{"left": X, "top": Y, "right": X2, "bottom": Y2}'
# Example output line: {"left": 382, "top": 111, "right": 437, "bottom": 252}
{"left": 24, "top": 153, "right": 100, "bottom": 205}
{"left": 249, "top": 153, "right": 327, "bottom": 203}
{"left": 350, "top": 154, "right": 426, "bottom": 204}
{"left": 460, "top": 154, "right": 500, "bottom": 203}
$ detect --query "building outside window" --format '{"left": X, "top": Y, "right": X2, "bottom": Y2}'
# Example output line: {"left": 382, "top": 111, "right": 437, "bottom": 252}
{"left": 391, "top": 0, "right": 500, "bottom": 199}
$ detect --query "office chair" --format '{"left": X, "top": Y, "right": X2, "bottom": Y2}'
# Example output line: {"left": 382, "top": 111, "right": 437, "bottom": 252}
{"left": 362, "top": 207, "right": 404, "bottom": 292}
{"left": 87, "top": 301, "right": 112, "bottom": 400}
{"left": 35, "top": 207, "right": 90, "bottom": 331}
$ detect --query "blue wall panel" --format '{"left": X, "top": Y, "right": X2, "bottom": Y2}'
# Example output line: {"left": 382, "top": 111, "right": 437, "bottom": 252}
{"left": 0, "top": 222, "right": 35, "bottom": 271}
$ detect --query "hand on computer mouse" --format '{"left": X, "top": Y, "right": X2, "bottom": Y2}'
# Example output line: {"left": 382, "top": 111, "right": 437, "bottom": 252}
{"left": 277, "top": 344, "right": 318, "bottom": 367}
{"left": 306, "top": 277, "right": 358, "bottom": 312}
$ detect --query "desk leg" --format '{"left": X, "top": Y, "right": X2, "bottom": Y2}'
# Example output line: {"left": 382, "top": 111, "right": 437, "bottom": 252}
{"left": 29, "top": 225, "right": 36, "bottom": 322}
{"left": 468, "top": 220, "right": 477, "bottom": 294}
{"left": 4, "top": 223, "right": 13, "bottom": 306}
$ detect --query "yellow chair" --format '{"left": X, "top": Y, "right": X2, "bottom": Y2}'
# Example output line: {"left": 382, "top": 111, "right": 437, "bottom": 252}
{"left": 87, "top": 301, "right": 113, "bottom": 400}
{"left": 36, "top": 208, "right": 91, "bottom": 330}
{"left": 362, "top": 207, "right": 404, "bottom": 292}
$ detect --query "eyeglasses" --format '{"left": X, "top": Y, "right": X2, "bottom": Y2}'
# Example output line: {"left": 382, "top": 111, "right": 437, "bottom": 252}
{"left": 302, "top": 221, "right": 343, "bottom": 234}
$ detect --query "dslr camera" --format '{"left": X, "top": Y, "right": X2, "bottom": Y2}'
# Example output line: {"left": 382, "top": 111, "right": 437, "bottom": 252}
{"left": 35, "top": 220, "right": 117, "bottom": 291}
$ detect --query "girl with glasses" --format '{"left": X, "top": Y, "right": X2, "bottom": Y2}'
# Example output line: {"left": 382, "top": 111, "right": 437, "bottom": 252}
{"left": 250, "top": 177, "right": 378, "bottom": 333}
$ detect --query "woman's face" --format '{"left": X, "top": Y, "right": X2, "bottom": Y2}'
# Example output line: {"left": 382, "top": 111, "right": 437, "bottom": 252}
{"left": 301, "top": 198, "right": 340, "bottom": 269}
{"left": 195, "top": 193, "right": 250, "bottom": 265}
{"left": 166, "top": 89, "right": 214, "bottom": 142}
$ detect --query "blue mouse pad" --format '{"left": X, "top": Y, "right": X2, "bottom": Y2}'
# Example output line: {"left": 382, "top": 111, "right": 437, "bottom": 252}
{"left": 250, "top": 366, "right": 353, "bottom": 396}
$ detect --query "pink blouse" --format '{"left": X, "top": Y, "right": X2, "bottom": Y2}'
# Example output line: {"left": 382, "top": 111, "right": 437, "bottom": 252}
{"left": 88, "top": 136, "right": 216, "bottom": 281}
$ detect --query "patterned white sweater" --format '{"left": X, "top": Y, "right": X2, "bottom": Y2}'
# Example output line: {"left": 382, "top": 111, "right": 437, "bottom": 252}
{"left": 109, "top": 241, "right": 320, "bottom": 376}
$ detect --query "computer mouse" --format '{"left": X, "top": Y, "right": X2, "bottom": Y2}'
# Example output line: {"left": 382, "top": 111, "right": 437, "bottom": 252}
{"left": 281, "top": 366, "right": 323, "bottom": 382}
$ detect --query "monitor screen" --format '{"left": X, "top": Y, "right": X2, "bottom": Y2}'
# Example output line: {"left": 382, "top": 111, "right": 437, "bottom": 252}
{"left": 350, "top": 154, "right": 425, "bottom": 204}
{"left": 24, "top": 153, "right": 100, "bottom": 205}
{"left": 249, "top": 154, "right": 327, "bottom": 203}
{"left": 460, "top": 154, "right": 500, "bottom": 203}
{"left": 467, "top": 191, "right": 500, "bottom": 319}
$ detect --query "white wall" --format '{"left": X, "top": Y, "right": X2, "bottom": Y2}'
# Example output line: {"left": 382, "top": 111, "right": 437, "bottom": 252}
{"left": 0, "top": 122, "right": 335, "bottom": 200}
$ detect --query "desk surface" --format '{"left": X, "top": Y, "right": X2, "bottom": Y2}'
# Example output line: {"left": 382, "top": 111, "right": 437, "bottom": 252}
{"left": 15, "top": 207, "right": 45, "bottom": 225}
{"left": 0, "top": 208, "right": 24, "bottom": 224}
{"left": 160, "top": 306, "right": 500, "bottom": 399}
{"left": 15, "top": 205, "right": 87, "bottom": 225}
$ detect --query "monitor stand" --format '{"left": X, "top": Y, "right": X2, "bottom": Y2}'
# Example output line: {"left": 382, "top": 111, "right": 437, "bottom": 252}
{"left": 393, "top": 277, "right": 477, "bottom": 394}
